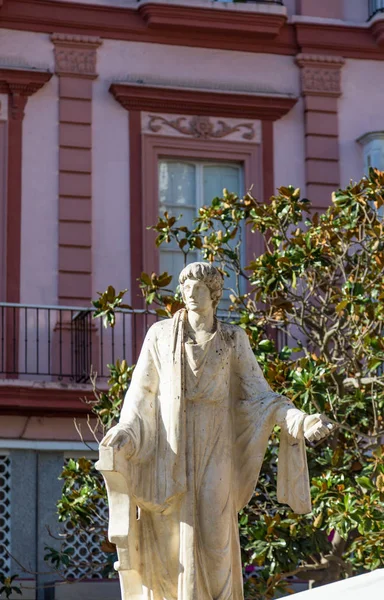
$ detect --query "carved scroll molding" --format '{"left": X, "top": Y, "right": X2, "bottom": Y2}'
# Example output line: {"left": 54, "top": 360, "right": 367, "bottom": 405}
{"left": 51, "top": 33, "right": 102, "bottom": 79}
{"left": 142, "top": 113, "right": 261, "bottom": 143}
{"left": 296, "top": 54, "right": 345, "bottom": 97}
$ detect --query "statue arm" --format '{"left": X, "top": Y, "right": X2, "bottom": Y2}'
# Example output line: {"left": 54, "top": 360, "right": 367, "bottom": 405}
{"left": 233, "top": 328, "right": 333, "bottom": 442}
{"left": 101, "top": 325, "right": 160, "bottom": 462}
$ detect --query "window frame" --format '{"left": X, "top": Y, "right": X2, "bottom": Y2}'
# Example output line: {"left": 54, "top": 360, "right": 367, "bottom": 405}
{"left": 142, "top": 134, "right": 263, "bottom": 278}
{"left": 158, "top": 157, "right": 246, "bottom": 301}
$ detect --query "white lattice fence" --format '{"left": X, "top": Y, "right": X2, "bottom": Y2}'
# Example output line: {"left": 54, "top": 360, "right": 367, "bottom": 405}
{"left": 62, "top": 459, "right": 109, "bottom": 579}
{"left": 0, "top": 455, "right": 11, "bottom": 576}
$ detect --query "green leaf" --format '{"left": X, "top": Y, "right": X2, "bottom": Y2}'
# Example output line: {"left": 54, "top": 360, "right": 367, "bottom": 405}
{"left": 335, "top": 300, "right": 349, "bottom": 313}
{"left": 356, "top": 476, "right": 374, "bottom": 491}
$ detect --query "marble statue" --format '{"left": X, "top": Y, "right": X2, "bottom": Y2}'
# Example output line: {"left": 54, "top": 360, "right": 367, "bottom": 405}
{"left": 97, "top": 262, "right": 332, "bottom": 600}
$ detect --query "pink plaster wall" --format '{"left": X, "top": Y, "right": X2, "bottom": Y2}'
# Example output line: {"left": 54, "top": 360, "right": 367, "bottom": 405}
{"left": 282, "top": 0, "right": 297, "bottom": 18}
{"left": 338, "top": 59, "right": 384, "bottom": 187}
{"left": 0, "top": 29, "right": 58, "bottom": 306}
{"left": 93, "top": 41, "right": 301, "bottom": 304}
{"left": 98, "top": 40, "right": 299, "bottom": 97}
{"left": 21, "top": 76, "right": 59, "bottom": 306}
{"left": 0, "top": 29, "right": 55, "bottom": 70}
{"left": 343, "top": 0, "right": 369, "bottom": 23}
{"left": 274, "top": 97, "right": 306, "bottom": 195}
{"left": 0, "top": 415, "right": 97, "bottom": 441}
{"left": 0, "top": 106, "right": 7, "bottom": 302}
{"left": 92, "top": 77, "right": 130, "bottom": 302}
{"left": 298, "top": 0, "right": 343, "bottom": 20}
{"left": 2, "top": 32, "right": 302, "bottom": 311}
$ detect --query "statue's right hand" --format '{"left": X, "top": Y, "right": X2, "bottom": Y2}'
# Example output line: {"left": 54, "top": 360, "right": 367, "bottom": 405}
{"left": 100, "top": 425, "right": 135, "bottom": 457}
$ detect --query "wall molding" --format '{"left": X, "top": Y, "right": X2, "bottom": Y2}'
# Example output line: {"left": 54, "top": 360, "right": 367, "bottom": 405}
{"left": 296, "top": 53, "right": 345, "bottom": 97}
{"left": 1, "top": 0, "right": 384, "bottom": 59}
{"left": 294, "top": 21, "right": 384, "bottom": 60}
{"left": 110, "top": 83, "right": 297, "bottom": 121}
{"left": 138, "top": 1, "right": 287, "bottom": 38}
{"left": 0, "top": 440, "right": 98, "bottom": 451}
{"left": 0, "top": 385, "right": 92, "bottom": 416}
{"left": 0, "top": 68, "right": 52, "bottom": 120}
{"left": 51, "top": 33, "right": 102, "bottom": 79}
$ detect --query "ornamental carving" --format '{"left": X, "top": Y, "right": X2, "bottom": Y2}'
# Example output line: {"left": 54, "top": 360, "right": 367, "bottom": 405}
{"left": 54, "top": 48, "right": 97, "bottom": 77}
{"left": 301, "top": 67, "right": 342, "bottom": 96}
{"left": 147, "top": 115, "right": 255, "bottom": 140}
{"left": 51, "top": 33, "right": 102, "bottom": 78}
{"left": 296, "top": 54, "right": 345, "bottom": 97}
{"left": 8, "top": 91, "right": 28, "bottom": 121}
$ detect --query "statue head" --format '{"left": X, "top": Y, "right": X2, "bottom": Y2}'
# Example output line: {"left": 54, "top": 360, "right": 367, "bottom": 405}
{"left": 179, "top": 262, "right": 224, "bottom": 311}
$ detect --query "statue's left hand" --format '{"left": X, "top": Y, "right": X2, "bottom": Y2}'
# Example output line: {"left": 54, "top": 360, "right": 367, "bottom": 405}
{"left": 100, "top": 424, "right": 135, "bottom": 456}
{"left": 303, "top": 414, "right": 334, "bottom": 442}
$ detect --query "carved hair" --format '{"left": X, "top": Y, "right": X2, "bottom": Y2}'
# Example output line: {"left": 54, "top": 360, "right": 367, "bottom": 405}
{"left": 179, "top": 262, "right": 224, "bottom": 309}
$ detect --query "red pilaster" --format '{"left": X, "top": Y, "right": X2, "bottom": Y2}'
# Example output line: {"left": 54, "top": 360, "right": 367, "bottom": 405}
{"left": 128, "top": 110, "right": 143, "bottom": 308}
{"left": 296, "top": 54, "right": 345, "bottom": 209}
{"left": 51, "top": 33, "right": 102, "bottom": 306}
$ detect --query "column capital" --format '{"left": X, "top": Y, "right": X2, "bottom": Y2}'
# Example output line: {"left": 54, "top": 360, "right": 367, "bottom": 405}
{"left": 0, "top": 68, "right": 52, "bottom": 120}
{"left": 51, "top": 33, "right": 103, "bottom": 79}
{"left": 296, "top": 53, "right": 345, "bottom": 97}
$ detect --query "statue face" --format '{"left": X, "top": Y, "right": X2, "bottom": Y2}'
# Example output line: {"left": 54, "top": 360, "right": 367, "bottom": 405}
{"left": 182, "top": 278, "right": 213, "bottom": 312}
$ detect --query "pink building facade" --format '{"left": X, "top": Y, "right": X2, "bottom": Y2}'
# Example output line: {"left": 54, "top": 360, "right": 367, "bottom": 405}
{"left": 1, "top": 0, "right": 384, "bottom": 597}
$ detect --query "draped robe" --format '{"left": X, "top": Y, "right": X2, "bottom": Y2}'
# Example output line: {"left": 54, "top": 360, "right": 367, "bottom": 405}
{"left": 117, "top": 310, "right": 311, "bottom": 600}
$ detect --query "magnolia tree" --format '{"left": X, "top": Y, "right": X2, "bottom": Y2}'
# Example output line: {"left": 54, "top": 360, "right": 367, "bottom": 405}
{"left": 26, "top": 170, "right": 384, "bottom": 599}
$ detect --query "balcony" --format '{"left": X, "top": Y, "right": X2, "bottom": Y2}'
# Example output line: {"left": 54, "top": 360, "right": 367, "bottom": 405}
{"left": 0, "top": 302, "right": 284, "bottom": 414}
{"left": 369, "top": 0, "right": 384, "bottom": 19}
{"left": 215, "top": 0, "right": 283, "bottom": 4}
{"left": 137, "top": 0, "right": 287, "bottom": 39}
{"left": 0, "top": 303, "right": 157, "bottom": 414}
{"left": 0, "top": 303, "right": 157, "bottom": 383}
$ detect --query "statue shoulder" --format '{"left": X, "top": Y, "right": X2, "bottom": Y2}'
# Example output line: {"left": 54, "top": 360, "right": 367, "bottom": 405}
{"left": 145, "top": 317, "right": 173, "bottom": 340}
{"left": 218, "top": 321, "right": 248, "bottom": 346}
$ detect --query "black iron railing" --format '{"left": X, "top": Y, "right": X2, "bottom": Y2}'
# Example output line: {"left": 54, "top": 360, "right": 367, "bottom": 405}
{"left": 369, "top": 0, "right": 384, "bottom": 18}
{"left": 0, "top": 303, "right": 157, "bottom": 383}
{"left": 0, "top": 303, "right": 293, "bottom": 384}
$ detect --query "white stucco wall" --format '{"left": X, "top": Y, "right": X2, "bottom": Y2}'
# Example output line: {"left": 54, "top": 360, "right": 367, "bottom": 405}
{"left": 339, "top": 58, "right": 384, "bottom": 187}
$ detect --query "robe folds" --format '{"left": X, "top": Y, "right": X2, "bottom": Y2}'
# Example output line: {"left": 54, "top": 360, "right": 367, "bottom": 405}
{"left": 118, "top": 309, "right": 311, "bottom": 600}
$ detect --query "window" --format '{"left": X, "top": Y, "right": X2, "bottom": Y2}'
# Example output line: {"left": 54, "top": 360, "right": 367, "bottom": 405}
{"left": 158, "top": 159, "right": 244, "bottom": 308}
{"left": 357, "top": 131, "right": 384, "bottom": 218}
{"left": 0, "top": 454, "right": 11, "bottom": 576}
{"left": 62, "top": 457, "right": 107, "bottom": 579}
